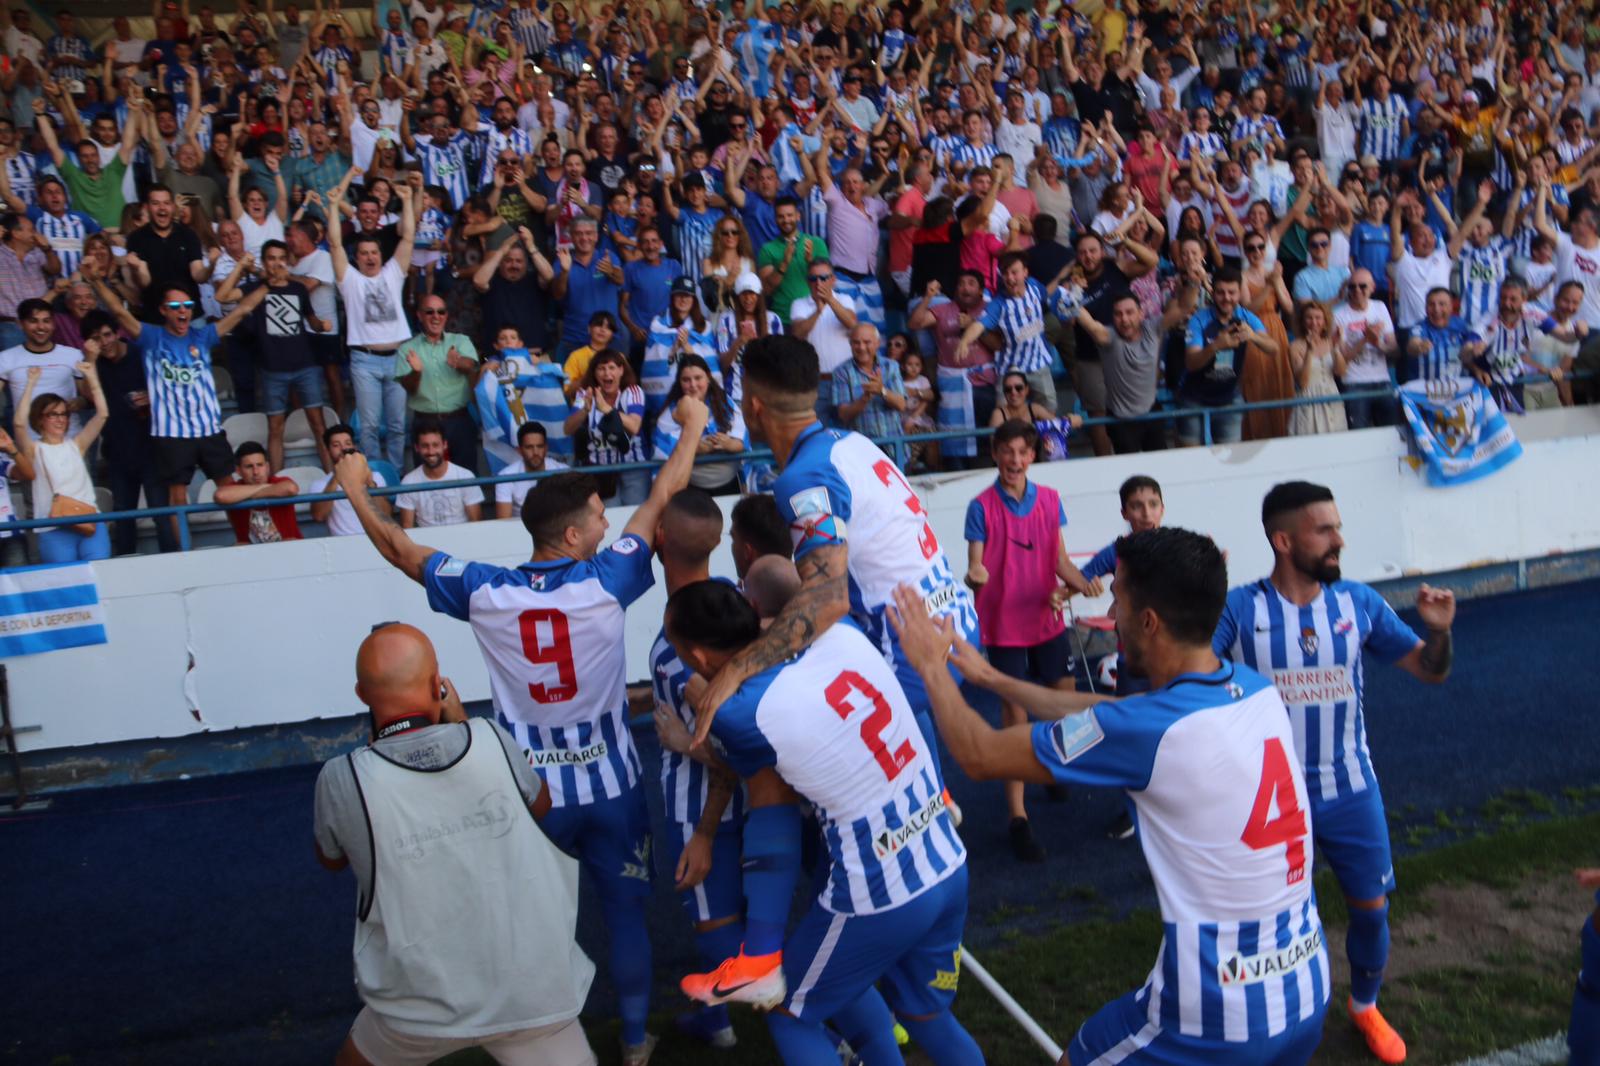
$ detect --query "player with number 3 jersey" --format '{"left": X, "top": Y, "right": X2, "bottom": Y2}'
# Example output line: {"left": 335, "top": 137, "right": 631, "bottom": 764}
{"left": 328, "top": 396, "right": 713, "bottom": 1066}
{"left": 1215, "top": 483, "right": 1455, "bottom": 1066}
{"left": 892, "top": 528, "right": 1331, "bottom": 1065}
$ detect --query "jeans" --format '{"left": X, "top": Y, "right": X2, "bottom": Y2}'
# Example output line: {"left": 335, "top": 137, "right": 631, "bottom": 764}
{"left": 107, "top": 460, "right": 178, "bottom": 555}
{"left": 1343, "top": 392, "right": 1397, "bottom": 429}
{"left": 1176, "top": 408, "right": 1243, "bottom": 445}
{"left": 350, "top": 350, "right": 407, "bottom": 470}
{"left": 38, "top": 522, "right": 111, "bottom": 563}
{"left": 262, "top": 366, "right": 327, "bottom": 416}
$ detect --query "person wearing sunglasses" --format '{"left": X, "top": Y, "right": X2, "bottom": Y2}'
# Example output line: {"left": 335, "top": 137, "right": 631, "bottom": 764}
{"left": 1291, "top": 226, "right": 1351, "bottom": 306}
{"left": 787, "top": 260, "right": 857, "bottom": 424}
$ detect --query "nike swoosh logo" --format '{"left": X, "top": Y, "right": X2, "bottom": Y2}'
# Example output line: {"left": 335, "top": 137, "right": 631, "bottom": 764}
{"left": 1254, "top": 623, "right": 1274, "bottom": 632}
{"left": 713, "top": 978, "right": 758, "bottom": 998}
{"left": 1010, "top": 539, "right": 1034, "bottom": 549}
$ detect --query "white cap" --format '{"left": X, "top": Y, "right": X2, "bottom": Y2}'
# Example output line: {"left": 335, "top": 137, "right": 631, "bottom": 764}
{"left": 734, "top": 272, "right": 762, "bottom": 296}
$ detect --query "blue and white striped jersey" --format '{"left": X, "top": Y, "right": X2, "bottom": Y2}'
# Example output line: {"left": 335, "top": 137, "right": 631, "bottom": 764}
{"left": 1031, "top": 663, "right": 1330, "bottom": 1042}
{"left": 411, "top": 132, "right": 474, "bottom": 214}
{"left": 509, "top": 8, "right": 552, "bottom": 56}
{"left": 1214, "top": 580, "right": 1421, "bottom": 807}
{"left": 135, "top": 323, "right": 224, "bottom": 439}
{"left": 1405, "top": 316, "right": 1480, "bottom": 382}
{"left": 1231, "top": 114, "right": 1284, "bottom": 153}
{"left": 650, "top": 616, "right": 744, "bottom": 827}
{"left": 1178, "top": 130, "right": 1227, "bottom": 163}
{"left": 1512, "top": 183, "right": 1567, "bottom": 260}
{"left": 775, "top": 424, "right": 979, "bottom": 663}
{"left": 642, "top": 315, "right": 718, "bottom": 417}
{"left": 421, "top": 537, "right": 656, "bottom": 808}
{"left": 671, "top": 206, "right": 720, "bottom": 291}
{"left": 712, "top": 621, "right": 964, "bottom": 915}
{"left": 979, "top": 278, "right": 1060, "bottom": 374}
{"left": 476, "top": 126, "right": 535, "bottom": 184}
{"left": 5, "top": 153, "right": 39, "bottom": 207}
{"left": 1457, "top": 237, "right": 1512, "bottom": 329}
{"left": 801, "top": 186, "right": 830, "bottom": 247}
{"left": 27, "top": 205, "right": 99, "bottom": 277}
{"left": 950, "top": 138, "right": 998, "bottom": 172}
{"left": 1358, "top": 95, "right": 1408, "bottom": 160}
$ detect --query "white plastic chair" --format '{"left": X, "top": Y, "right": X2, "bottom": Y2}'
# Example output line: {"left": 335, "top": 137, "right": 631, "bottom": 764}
{"left": 222, "top": 411, "right": 268, "bottom": 452}
{"left": 212, "top": 365, "right": 235, "bottom": 402}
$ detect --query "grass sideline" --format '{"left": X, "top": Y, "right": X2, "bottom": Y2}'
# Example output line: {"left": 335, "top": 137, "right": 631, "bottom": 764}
{"left": 439, "top": 810, "right": 1597, "bottom": 1066}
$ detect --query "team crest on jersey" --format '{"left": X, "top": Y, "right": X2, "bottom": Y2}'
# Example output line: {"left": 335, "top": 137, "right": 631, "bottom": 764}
{"left": 1226, "top": 682, "right": 1245, "bottom": 699}
{"left": 1049, "top": 710, "right": 1104, "bottom": 765}
{"left": 529, "top": 572, "right": 547, "bottom": 590}
{"left": 435, "top": 556, "right": 467, "bottom": 577}
{"left": 611, "top": 537, "right": 642, "bottom": 555}
{"left": 1299, "top": 628, "right": 1319, "bottom": 657}
{"left": 1334, "top": 619, "right": 1354, "bottom": 635}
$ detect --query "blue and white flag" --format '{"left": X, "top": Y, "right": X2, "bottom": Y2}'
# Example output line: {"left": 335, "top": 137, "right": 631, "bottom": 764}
{"left": 0, "top": 562, "right": 107, "bottom": 657}
{"left": 1397, "top": 379, "right": 1523, "bottom": 487}
{"left": 936, "top": 364, "right": 978, "bottom": 459}
{"left": 474, "top": 353, "right": 572, "bottom": 466}
{"left": 771, "top": 122, "right": 821, "bottom": 186}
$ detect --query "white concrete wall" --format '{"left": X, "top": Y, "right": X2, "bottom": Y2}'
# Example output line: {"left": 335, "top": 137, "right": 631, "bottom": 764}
{"left": 22, "top": 408, "right": 1600, "bottom": 753}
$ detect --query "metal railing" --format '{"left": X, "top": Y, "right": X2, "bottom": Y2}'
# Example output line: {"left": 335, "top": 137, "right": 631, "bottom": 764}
{"left": 4, "top": 374, "right": 1585, "bottom": 551}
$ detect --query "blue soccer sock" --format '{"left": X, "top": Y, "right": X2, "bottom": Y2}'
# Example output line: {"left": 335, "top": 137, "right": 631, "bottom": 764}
{"left": 1569, "top": 908, "right": 1600, "bottom": 1064}
{"left": 1346, "top": 901, "right": 1391, "bottom": 1009}
{"left": 604, "top": 893, "right": 652, "bottom": 1046}
{"left": 743, "top": 803, "right": 802, "bottom": 956}
{"left": 693, "top": 920, "right": 744, "bottom": 1033}
{"left": 830, "top": 987, "right": 906, "bottom": 1066}
{"left": 770, "top": 1010, "right": 872, "bottom": 1066}
{"left": 899, "top": 1010, "right": 985, "bottom": 1066}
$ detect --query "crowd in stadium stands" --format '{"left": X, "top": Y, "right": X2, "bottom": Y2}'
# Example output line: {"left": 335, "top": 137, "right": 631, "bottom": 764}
{"left": 0, "top": 0, "right": 1596, "bottom": 559}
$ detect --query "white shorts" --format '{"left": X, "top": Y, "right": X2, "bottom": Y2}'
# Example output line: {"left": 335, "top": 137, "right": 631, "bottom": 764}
{"left": 349, "top": 1009, "right": 596, "bottom": 1066}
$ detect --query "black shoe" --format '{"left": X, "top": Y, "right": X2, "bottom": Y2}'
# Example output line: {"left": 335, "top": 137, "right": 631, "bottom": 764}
{"left": 1045, "top": 783, "right": 1069, "bottom": 802}
{"left": 1009, "top": 817, "right": 1045, "bottom": 862}
{"left": 1105, "top": 811, "right": 1135, "bottom": 840}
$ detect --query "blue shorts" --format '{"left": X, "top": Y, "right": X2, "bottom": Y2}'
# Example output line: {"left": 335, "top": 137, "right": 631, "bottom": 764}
{"left": 1070, "top": 986, "right": 1325, "bottom": 1065}
{"left": 659, "top": 819, "right": 743, "bottom": 924}
{"left": 988, "top": 630, "right": 1074, "bottom": 688}
{"left": 539, "top": 784, "right": 654, "bottom": 903}
{"left": 263, "top": 366, "right": 328, "bottom": 416}
{"left": 1312, "top": 787, "right": 1397, "bottom": 901}
{"left": 783, "top": 863, "right": 969, "bottom": 1023}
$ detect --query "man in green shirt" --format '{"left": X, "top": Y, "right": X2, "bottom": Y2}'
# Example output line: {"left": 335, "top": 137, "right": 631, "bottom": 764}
{"left": 35, "top": 101, "right": 140, "bottom": 232}
{"left": 395, "top": 294, "right": 481, "bottom": 474}
{"left": 756, "top": 197, "right": 828, "bottom": 324}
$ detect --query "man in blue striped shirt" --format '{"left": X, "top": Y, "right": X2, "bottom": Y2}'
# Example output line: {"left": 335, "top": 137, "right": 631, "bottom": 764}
{"left": 957, "top": 252, "right": 1068, "bottom": 412}
{"left": 1404, "top": 288, "right": 1484, "bottom": 383}
{"left": 1354, "top": 73, "right": 1409, "bottom": 165}
{"left": 1216, "top": 482, "right": 1455, "bottom": 1065}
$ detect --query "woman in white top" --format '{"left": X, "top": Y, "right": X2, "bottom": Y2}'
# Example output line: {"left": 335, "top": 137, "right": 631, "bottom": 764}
{"left": 15, "top": 357, "right": 109, "bottom": 562}
{"left": 712, "top": 273, "right": 782, "bottom": 404}
{"left": 651, "top": 354, "right": 745, "bottom": 494}
{"left": 228, "top": 155, "right": 289, "bottom": 258}
{"left": 1288, "top": 301, "right": 1349, "bottom": 435}
{"left": 701, "top": 216, "right": 756, "bottom": 311}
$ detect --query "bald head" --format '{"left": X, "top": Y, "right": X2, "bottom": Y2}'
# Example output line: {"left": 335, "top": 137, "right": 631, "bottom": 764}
{"left": 743, "top": 555, "right": 801, "bottom": 620}
{"left": 355, "top": 623, "right": 442, "bottom": 726}
{"left": 658, "top": 488, "right": 724, "bottom": 570}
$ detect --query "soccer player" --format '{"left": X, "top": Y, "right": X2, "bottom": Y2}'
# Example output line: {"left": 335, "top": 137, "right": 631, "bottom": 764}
{"left": 648, "top": 489, "right": 744, "bottom": 1050}
{"left": 1214, "top": 482, "right": 1456, "bottom": 1065}
{"left": 1568, "top": 868, "right": 1600, "bottom": 1064}
{"left": 891, "top": 528, "right": 1331, "bottom": 1065}
{"left": 667, "top": 580, "right": 982, "bottom": 1066}
{"left": 331, "top": 395, "right": 712, "bottom": 1066}
{"left": 964, "top": 420, "right": 1097, "bottom": 861}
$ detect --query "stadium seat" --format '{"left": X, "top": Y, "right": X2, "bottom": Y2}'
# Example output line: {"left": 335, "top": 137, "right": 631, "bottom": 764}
{"left": 212, "top": 366, "right": 235, "bottom": 402}
{"left": 222, "top": 412, "right": 268, "bottom": 452}
{"left": 282, "top": 406, "right": 339, "bottom": 452}
{"left": 369, "top": 459, "right": 402, "bottom": 489}
{"left": 279, "top": 466, "right": 327, "bottom": 498}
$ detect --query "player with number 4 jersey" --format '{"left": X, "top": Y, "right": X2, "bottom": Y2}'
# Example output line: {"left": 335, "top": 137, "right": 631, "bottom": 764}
{"left": 1216, "top": 482, "right": 1455, "bottom": 1066}
{"left": 667, "top": 581, "right": 982, "bottom": 1066}
{"left": 328, "top": 395, "right": 714, "bottom": 1066}
{"left": 892, "top": 528, "right": 1330, "bottom": 1066}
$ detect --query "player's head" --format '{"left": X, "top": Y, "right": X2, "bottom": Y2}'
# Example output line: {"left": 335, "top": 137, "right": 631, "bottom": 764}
{"left": 730, "top": 493, "right": 791, "bottom": 580}
{"left": 355, "top": 623, "right": 443, "bottom": 735}
{"left": 1262, "top": 481, "right": 1342, "bottom": 583}
{"left": 1118, "top": 475, "right": 1164, "bottom": 532}
{"left": 1111, "top": 528, "right": 1227, "bottom": 678}
{"left": 666, "top": 579, "right": 762, "bottom": 677}
{"left": 657, "top": 488, "right": 724, "bottom": 569}
{"left": 521, "top": 472, "right": 609, "bottom": 560}
{"left": 743, "top": 554, "right": 801, "bottom": 622}
{"left": 991, "top": 420, "right": 1039, "bottom": 483}
{"left": 739, "top": 334, "right": 820, "bottom": 444}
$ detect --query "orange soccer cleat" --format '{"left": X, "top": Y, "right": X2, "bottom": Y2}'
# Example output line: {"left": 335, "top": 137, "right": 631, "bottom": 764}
{"left": 1348, "top": 998, "right": 1407, "bottom": 1064}
{"left": 680, "top": 948, "right": 787, "bottom": 1009}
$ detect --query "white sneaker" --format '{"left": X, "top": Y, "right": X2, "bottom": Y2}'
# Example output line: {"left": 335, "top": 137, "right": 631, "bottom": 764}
{"left": 621, "top": 1032, "right": 659, "bottom": 1066}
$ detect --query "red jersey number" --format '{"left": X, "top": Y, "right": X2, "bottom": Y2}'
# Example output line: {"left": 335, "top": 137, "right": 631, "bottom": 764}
{"left": 873, "top": 458, "right": 938, "bottom": 559}
{"left": 1241, "top": 737, "right": 1309, "bottom": 885}
{"left": 518, "top": 608, "right": 579, "bottom": 704}
{"left": 825, "top": 669, "right": 917, "bottom": 781}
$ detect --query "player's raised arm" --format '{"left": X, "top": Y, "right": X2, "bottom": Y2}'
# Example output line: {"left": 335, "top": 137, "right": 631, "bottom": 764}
{"left": 941, "top": 626, "right": 1113, "bottom": 721}
{"left": 333, "top": 451, "right": 436, "bottom": 583}
{"left": 1395, "top": 582, "right": 1455, "bottom": 682}
{"left": 888, "top": 585, "right": 1055, "bottom": 784}
{"left": 622, "top": 395, "right": 711, "bottom": 542}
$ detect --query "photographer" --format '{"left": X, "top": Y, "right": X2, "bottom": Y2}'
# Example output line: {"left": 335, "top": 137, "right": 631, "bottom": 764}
{"left": 314, "top": 623, "right": 596, "bottom": 1066}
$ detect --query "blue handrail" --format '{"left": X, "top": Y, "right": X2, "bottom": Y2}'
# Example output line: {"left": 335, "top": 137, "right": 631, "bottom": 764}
{"left": 4, "top": 375, "right": 1583, "bottom": 549}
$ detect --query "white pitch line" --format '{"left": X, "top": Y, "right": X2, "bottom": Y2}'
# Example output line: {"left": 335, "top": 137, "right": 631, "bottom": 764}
{"left": 1447, "top": 1032, "right": 1567, "bottom": 1066}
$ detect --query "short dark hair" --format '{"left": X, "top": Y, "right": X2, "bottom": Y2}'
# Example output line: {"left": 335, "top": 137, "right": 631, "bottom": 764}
{"left": 991, "top": 418, "right": 1039, "bottom": 454}
{"left": 521, "top": 472, "right": 601, "bottom": 549}
{"left": 16, "top": 297, "right": 52, "bottom": 321}
{"left": 997, "top": 250, "right": 1028, "bottom": 277}
{"left": 260, "top": 239, "right": 289, "bottom": 259}
{"left": 81, "top": 310, "right": 118, "bottom": 338}
{"left": 234, "top": 440, "right": 268, "bottom": 463}
{"left": 775, "top": 194, "right": 801, "bottom": 212}
{"left": 411, "top": 415, "right": 446, "bottom": 445}
{"left": 1112, "top": 527, "right": 1227, "bottom": 645}
{"left": 516, "top": 421, "right": 548, "bottom": 445}
{"left": 1213, "top": 266, "right": 1243, "bottom": 288}
{"left": 741, "top": 334, "right": 819, "bottom": 400}
{"left": 1261, "top": 480, "right": 1334, "bottom": 533}
{"left": 1033, "top": 214, "right": 1058, "bottom": 241}
{"left": 1119, "top": 475, "right": 1162, "bottom": 507}
{"left": 666, "top": 579, "right": 762, "bottom": 652}
{"left": 731, "top": 493, "right": 791, "bottom": 560}
{"left": 145, "top": 183, "right": 175, "bottom": 203}
{"left": 323, "top": 422, "right": 357, "bottom": 447}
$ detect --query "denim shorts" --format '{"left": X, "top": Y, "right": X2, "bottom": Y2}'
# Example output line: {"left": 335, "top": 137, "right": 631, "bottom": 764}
{"left": 262, "top": 366, "right": 327, "bottom": 416}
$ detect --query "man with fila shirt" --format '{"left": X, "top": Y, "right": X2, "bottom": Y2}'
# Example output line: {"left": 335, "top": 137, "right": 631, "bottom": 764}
{"left": 892, "top": 528, "right": 1330, "bottom": 1066}
{"left": 1215, "top": 482, "right": 1456, "bottom": 1066}
{"left": 331, "top": 394, "right": 712, "bottom": 1066}
{"left": 668, "top": 580, "right": 982, "bottom": 1066}
{"left": 692, "top": 332, "right": 979, "bottom": 783}
{"left": 965, "top": 420, "right": 1098, "bottom": 862}
{"left": 646, "top": 490, "right": 745, "bottom": 1052}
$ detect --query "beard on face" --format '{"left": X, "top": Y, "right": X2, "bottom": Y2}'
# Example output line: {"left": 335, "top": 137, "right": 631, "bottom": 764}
{"left": 1293, "top": 545, "right": 1341, "bottom": 584}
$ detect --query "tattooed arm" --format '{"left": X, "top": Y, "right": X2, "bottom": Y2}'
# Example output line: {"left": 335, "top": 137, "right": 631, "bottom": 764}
{"left": 674, "top": 767, "right": 738, "bottom": 891}
{"left": 691, "top": 543, "right": 849, "bottom": 744}
{"left": 1398, "top": 582, "right": 1455, "bottom": 682}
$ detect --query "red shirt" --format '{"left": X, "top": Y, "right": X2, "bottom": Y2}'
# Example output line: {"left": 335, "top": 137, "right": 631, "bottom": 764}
{"left": 890, "top": 186, "right": 927, "bottom": 273}
{"left": 225, "top": 476, "right": 304, "bottom": 545}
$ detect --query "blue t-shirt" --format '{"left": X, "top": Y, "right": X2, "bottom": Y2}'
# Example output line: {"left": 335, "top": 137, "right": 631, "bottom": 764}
{"left": 622, "top": 257, "right": 682, "bottom": 336}
{"left": 555, "top": 253, "right": 622, "bottom": 350}
{"left": 1183, "top": 306, "right": 1266, "bottom": 406}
